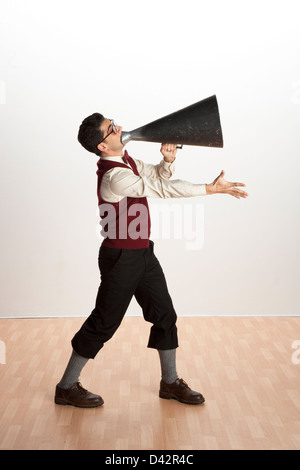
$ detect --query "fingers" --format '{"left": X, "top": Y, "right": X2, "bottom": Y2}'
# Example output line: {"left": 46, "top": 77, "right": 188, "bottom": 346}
{"left": 231, "top": 183, "right": 248, "bottom": 197}
{"left": 227, "top": 180, "right": 247, "bottom": 195}
{"left": 161, "top": 143, "right": 177, "bottom": 152}
{"left": 227, "top": 189, "right": 248, "bottom": 199}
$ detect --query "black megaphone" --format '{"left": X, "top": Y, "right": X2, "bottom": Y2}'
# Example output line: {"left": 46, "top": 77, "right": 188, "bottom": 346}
{"left": 121, "top": 95, "right": 223, "bottom": 149}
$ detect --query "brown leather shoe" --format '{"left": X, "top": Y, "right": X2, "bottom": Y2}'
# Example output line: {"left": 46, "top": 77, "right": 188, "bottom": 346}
{"left": 54, "top": 382, "right": 104, "bottom": 408}
{"left": 159, "top": 378, "right": 205, "bottom": 405}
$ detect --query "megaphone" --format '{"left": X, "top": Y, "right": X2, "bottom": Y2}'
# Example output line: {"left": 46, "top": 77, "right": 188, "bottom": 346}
{"left": 121, "top": 95, "right": 223, "bottom": 149}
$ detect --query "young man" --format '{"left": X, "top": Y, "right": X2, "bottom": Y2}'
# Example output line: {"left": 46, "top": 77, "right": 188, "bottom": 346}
{"left": 54, "top": 113, "right": 248, "bottom": 408}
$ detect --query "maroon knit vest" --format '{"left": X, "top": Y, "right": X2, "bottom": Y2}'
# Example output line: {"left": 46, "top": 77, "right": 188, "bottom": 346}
{"left": 96, "top": 151, "right": 151, "bottom": 249}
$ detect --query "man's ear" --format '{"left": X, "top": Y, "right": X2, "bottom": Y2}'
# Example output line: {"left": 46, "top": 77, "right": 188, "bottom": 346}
{"left": 97, "top": 142, "right": 107, "bottom": 153}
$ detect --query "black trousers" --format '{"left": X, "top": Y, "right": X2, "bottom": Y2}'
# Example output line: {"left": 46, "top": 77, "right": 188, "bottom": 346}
{"left": 71, "top": 240, "right": 178, "bottom": 359}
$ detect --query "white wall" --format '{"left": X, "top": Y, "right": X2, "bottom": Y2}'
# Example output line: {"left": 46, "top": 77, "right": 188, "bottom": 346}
{"left": 0, "top": 0, "right": 299, "bottom": 317}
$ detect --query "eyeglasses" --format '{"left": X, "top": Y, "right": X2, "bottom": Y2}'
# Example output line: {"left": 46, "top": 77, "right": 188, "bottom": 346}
{"left": 98, "top": 119, "right": 118, "bottom": 145}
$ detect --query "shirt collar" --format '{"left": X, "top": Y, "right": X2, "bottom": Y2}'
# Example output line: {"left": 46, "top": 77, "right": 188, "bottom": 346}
{"left": 100, "top": 155, "right": 129, "bottom": 165}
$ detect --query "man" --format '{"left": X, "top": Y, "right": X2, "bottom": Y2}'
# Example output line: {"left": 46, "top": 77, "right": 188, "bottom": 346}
{"left": 54, "top": 113, "right": 248, "bottom": 408}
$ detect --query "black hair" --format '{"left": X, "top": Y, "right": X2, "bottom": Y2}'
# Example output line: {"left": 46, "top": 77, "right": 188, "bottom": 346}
{"left": 77, "top": 113, "right": 105, "bottom": 156}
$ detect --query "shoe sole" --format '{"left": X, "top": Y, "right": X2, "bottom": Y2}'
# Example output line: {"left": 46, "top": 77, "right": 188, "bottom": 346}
{"left": 54, "top": 398, "right": 104, "bottom": 408}
{"left": 159, "top": 392, "right": 205, "bottom": 405}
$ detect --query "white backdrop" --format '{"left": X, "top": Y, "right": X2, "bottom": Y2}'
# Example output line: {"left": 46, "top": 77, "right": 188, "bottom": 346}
{"left": 0, "top": 0, "right": 299, "bottom": 317}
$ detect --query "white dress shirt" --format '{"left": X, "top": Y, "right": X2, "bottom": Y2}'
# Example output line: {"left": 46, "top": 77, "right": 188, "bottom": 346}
{"left": 99, "top": 155, "right": 207, "bottom": 203}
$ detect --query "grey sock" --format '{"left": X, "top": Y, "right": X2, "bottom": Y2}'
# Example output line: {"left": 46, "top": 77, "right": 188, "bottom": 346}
{"left": 158, "top": 348, "right": 178, "bottom": 384}
{"left": 58, "top": 349, "right": 89, "bottom": 389}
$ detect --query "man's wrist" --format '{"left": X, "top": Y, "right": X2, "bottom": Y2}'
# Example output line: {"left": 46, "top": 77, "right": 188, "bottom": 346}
{"left": 206, "top": 183, "right": 216, "bottom": 195}
{"left": 206, "top": 183, "right": 211, "bottom": 194}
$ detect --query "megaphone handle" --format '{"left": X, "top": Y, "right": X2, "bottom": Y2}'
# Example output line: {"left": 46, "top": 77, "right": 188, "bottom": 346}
{"left": 176, "top": 145, "right": 183, "bottom": 149}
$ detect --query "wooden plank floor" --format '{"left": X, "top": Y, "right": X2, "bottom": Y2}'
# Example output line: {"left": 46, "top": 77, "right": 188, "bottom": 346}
{"left": 0, "top": 316, "right": 300, "bottom": 450}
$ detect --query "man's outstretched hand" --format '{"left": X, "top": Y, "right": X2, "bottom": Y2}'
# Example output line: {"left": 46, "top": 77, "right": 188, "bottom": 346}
{"left": 206, "top": 170, "right": 248, "bottom": 199}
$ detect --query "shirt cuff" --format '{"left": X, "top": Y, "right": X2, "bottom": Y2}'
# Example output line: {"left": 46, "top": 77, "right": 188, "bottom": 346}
{"left": 162, "top": 159, "right": 173, "bottom": 167}
{"left": 190, "top": 184, "right": 207, "bottom": 196}
{"left": 162, "top": 159, "right": 175, "bottom": 177}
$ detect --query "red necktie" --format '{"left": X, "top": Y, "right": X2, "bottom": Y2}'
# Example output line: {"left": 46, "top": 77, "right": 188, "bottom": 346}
{"left": 123, "top": 151, "right": 129, "bottom": 165}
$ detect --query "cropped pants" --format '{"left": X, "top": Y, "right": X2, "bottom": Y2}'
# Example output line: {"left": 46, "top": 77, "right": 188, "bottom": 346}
{"left": 71, "top": 240, "right": 178, "bottom": 359}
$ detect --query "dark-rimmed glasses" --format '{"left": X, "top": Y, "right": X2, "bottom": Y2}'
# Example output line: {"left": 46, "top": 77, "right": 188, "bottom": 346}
{"left": 98, "top": 119, "right": 117, "bottom": 145}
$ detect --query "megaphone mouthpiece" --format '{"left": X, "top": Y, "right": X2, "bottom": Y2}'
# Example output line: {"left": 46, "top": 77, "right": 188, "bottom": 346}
{"left": 121, "top": 131, "right": 132, "bottom": 145}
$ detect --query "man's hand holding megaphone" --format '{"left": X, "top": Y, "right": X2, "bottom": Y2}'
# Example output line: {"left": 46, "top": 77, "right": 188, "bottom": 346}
{"left": 160, "top": 143, "right": 178, "bottom": 163}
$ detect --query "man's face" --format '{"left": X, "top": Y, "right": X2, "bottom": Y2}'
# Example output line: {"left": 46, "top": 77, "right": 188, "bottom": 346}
{"left": 98, "top": 118, "right": 123, "bottom": 155}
